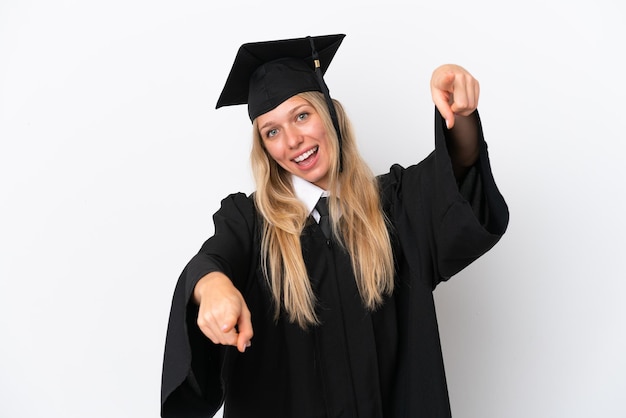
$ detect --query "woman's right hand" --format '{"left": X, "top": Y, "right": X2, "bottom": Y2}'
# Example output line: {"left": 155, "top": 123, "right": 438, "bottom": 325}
{"left": 193, "top": 271, "right": 253, "bottom": 353}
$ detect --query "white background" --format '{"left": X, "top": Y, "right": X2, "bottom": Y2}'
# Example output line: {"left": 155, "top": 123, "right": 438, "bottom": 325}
{"left": 1, "top": 1, "right": 624, "bottom": 417}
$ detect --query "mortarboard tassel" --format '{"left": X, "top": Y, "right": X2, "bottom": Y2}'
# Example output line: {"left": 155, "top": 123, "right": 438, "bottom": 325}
{"left": 308, "top": 36, "right": 344, "bottom": 173}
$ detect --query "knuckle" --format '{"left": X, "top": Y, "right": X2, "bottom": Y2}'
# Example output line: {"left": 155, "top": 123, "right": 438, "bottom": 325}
{"left": 197, "top": 310, "right": 215, "bottom": 327}
{"left": 196, "top": 315, "right": 205, "bottom": 328}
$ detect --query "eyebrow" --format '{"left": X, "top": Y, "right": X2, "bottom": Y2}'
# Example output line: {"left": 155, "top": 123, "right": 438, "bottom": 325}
{"left": 258, "top": 103, "right": 310, "bottom": 132}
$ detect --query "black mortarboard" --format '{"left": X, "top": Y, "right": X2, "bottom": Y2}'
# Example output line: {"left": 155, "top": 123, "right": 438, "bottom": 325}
{"left": 216, "top": 34, "right": 345, "bottom": 119}
{"left": 216, "top": 34, "right": 346, "bottom": 169}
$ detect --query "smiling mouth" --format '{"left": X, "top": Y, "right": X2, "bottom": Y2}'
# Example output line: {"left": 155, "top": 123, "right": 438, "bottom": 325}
{"left": 293, "top": 146, "right": 318, "bottom": 163}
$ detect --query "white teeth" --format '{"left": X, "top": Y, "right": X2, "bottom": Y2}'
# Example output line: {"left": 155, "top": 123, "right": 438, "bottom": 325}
{"left": 294, "top": 147, "right": 318, "bottom": 163}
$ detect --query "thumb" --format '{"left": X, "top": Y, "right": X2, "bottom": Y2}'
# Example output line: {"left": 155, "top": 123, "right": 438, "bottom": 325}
{"left": 220, "top": 309, "right": 240, "bottom": 333}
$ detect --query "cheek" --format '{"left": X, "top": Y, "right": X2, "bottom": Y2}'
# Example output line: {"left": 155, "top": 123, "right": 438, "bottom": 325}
{"left": 318, "top": 133, "right": 332, "bottom": 157}
{"left": 263, "top": 142, "right": 284, "bottom": 164}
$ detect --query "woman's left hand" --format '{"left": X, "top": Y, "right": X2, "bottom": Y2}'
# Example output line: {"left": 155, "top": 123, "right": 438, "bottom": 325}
{"left": 430, "top": 64, "right": 480, "bottom": 129}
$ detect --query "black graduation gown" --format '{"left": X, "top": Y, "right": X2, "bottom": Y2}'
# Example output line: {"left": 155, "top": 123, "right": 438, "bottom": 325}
{"left": 161, "top": 110, "right": 509, "bottom": 417}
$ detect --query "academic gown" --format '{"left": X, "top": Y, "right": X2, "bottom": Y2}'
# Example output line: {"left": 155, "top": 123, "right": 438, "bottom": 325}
{"left": 161, "top": 110, "right": 509, "bottom": 418}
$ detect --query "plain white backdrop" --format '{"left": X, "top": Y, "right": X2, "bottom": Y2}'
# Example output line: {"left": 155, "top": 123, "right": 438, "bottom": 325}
{"left": 1, "top": 1, "right": 624, "bottom": 417}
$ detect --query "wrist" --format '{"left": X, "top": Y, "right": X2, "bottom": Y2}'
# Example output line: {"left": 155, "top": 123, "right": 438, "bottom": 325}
{"left": 193, "top": 271, "right": 227, "bottom": 304}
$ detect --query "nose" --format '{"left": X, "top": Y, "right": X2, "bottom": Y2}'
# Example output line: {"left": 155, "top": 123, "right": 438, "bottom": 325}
{"left": 285, "top": 127, "right": 304, "bottom": 149}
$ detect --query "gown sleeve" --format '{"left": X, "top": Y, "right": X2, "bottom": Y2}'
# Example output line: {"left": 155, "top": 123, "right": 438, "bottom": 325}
{"left": 161, "top": 192, "right": 257, "bottom": 418}
{"left": 380, "top": 108, "right": 509, "bottom": 288}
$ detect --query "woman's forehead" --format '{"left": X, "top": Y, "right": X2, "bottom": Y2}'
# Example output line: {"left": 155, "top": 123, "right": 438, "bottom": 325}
{"left": 256, "top": 96, "right": 313, "bottom": 124}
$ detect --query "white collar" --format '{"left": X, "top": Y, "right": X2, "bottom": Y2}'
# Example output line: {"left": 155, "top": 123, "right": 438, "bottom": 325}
{"left": 291, "top": 175, "right": 329, "bottom": 222}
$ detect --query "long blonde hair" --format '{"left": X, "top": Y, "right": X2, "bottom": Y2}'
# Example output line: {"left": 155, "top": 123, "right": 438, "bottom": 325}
{"left": 251, "top": 91, "right": 394, "bottom": 328}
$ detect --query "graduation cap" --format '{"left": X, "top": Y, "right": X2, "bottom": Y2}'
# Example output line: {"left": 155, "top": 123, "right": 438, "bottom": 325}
{"left": 216, "top": 34, "right": 346, "bottom": 170}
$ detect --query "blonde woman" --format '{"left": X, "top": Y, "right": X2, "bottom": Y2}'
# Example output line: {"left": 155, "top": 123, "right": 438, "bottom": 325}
{"left": 161, "top": 34, "right": 508, "bottom": 418}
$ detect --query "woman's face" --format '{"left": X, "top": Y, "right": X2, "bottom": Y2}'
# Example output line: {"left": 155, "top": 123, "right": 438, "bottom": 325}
{"left": 256, "top": 95, "right": 332, "bottom": 190}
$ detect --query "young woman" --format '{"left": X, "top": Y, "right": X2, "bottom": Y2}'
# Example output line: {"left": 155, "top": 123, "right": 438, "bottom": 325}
{"left": 161, "top": 34, "right": 509, "bottom": 418}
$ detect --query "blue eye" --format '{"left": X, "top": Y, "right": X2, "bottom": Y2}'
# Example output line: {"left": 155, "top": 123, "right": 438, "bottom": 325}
{"left": 266, "top": 128, "right": 278, "bottom": 138}
{"left": 297, "top": 112, "right": 308, "bottom": 121}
